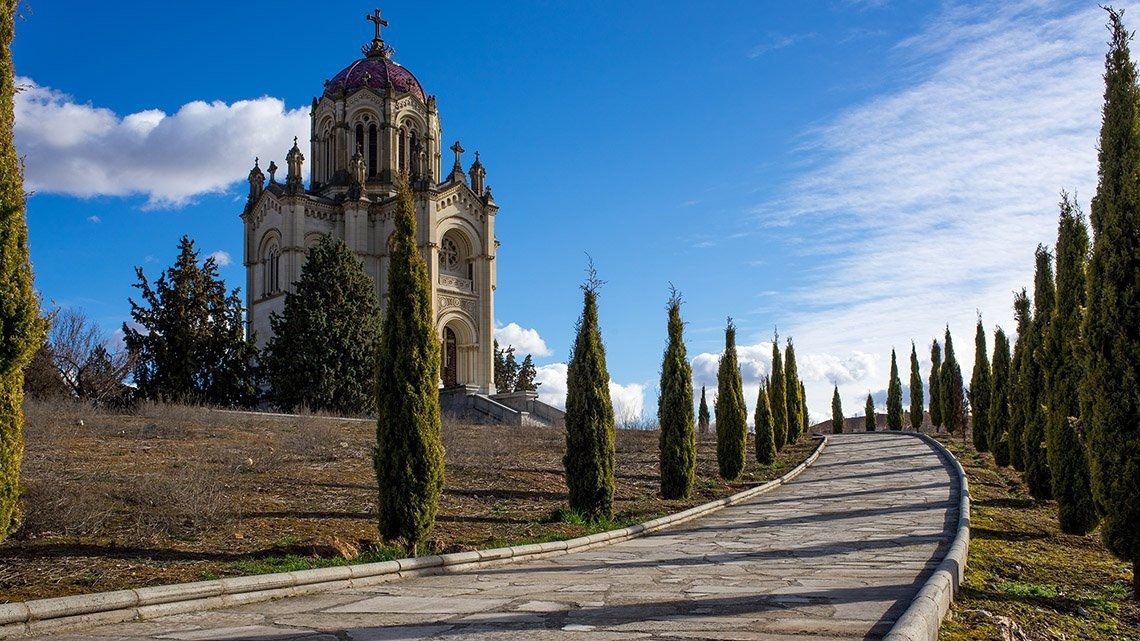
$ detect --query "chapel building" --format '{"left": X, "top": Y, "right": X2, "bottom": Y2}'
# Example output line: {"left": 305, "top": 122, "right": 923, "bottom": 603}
{"left": 241, "top": 10, "right": 497, "bottom": 394}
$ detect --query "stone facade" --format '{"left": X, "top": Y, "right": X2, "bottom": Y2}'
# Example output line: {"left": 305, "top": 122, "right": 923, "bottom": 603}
{"left": 242, "top": 10, "right": 497, "bottom": 394}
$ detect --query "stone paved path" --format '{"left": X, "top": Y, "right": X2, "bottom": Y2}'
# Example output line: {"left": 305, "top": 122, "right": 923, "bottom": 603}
{"left": 36, "top": 432, "right": 959, "bottom": 641}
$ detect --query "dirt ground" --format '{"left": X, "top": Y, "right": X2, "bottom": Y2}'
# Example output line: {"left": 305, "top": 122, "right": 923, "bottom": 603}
{"left": 0, "top": 400, "right": 818, "bottom": 603}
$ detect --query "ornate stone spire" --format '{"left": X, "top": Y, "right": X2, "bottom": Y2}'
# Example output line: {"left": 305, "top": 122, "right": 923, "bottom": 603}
{"left": 285, "top": 137, "right": 305, "bottom": 194}
{"left": 247, "top": 157, "right": 265, "bottom": 201}
{"left": 363, "top": 9, "right": 394, "bottom": 59}
{"left": 469, "top": 151, "right": 485, "bottom": 194}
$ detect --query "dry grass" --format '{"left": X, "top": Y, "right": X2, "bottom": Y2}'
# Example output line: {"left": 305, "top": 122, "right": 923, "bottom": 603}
{"left": 2, "top": 398, "right": 817, "bottom": 603}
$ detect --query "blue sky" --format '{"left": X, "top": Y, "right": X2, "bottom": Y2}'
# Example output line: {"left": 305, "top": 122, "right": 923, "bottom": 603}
{"left": 12, "top": 1, "right": 1125, "bottom": 423}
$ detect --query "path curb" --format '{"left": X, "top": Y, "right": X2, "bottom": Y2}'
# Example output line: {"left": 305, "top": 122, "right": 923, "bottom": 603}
{"left": 882, "top": 431, "right": 971, "bottom": 641}
{"left": 0, "top": 437, "right": 828, "bottom": 639}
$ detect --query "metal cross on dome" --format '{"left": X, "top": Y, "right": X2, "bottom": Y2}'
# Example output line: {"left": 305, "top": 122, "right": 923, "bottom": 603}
{"left": 367, "top": 9, "right": 388, "bottom": 41}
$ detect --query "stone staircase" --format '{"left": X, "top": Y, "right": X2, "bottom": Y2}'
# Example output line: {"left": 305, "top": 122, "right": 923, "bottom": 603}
{"left": 439, "top": 386, "right": 564, "bottom": 427}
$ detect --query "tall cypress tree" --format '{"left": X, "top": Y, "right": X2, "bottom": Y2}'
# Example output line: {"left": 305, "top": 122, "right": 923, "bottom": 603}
{"left": 784, "top": 339, "right": 803, "bottom": 444}
{"left": 929, "top": 340, "right": 943, "bottom": 430}
{"left": 831, "top": 386, "right": 844, "bottom": 434}
{"left": 909, "top": 341, "right": 924, "bottom": 431}
{"left": 754, "top": 379, "right": 776, "bottom": 465}
{"left": 1009, "top": 290, "right": 1032, "bottom": 471}
{"left": 769, "top": 333, "right": 788, "bottom": 450}
{"left": 374, "top": 177, "right": 445, "bottom": 555}
{"left": 970, "top": 317, "right": 992, "bottom": 452}
{"left": 1023, "top": 246, "right": 1055, "bottom": 500}
{"left": 989, "top": 328, "right": 1013, "bottom": 467}
{"left": 657, "top": 288, "right": 696, "bottom": 499}
{"left": 887, "top": 349, "right": 903, "bottom": 430}
{"left": 1046, "top": 194, "right": 1097, "bottom": 534}
{"left": 697, "top": 386, "right": 710, "bottom": 435}
{"left": 940, "top": 327, "right": 966, "bottom": 434}
{"left": 1083, "top": 8, "right": 1140, "bottom": 589}
{"left": 264, "top": 234, "right": 382, "bottom": 415}
{"left": 865, "top": 394, "right": 876, "bottom": 431}
{"left": 715, "top": 319, "right": 747, "bottom": 480}
{"left": 562, "top": 262, "right": 616, "bottom": 519}
{"left": 800, "top": 381, "right": 809, "bottom": 436}
{"left": 0, "top": 2, "right": 47, "bottom": 542}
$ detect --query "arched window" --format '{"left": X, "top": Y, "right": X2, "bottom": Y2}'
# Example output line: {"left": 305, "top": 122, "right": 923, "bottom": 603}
{"left": 397, "top": 127, "right": 407, "bottom": 173}
{"left": 263, "top": 245, "right": 280, "bottom": 297}
{"left": 368, "top": 124, "right": 378, "bottom": 177}
{"left": 439, "top": 237, "right": 460, "bottom": 273}
{"left": 355, "top": 124, "right": 365, "bottom": 156}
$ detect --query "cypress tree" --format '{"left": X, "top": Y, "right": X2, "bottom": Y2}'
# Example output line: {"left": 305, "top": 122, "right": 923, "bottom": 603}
{"left": 715, "top": 319, "right": 747, "bottom": 480}
{"left": 831, "top": 386, "right": 844, "bottom": 434}
{"left": 1009, "top": 290, "right": 1032, "bottom": 471}
{"left": 769, "top": 333, "right": 788, "bottom": 450}
{"left": 374, "top": 177, "right": 445, "bottom": 555}
{"left": 865, "top": 394, "right": 876, "bottom": 431}
{"left": 754, "top": 379, "right": 776, "bottom": 465}
{"left": 264, "top": 234, "right": 382, "bottom": 415}
{"left": 1023, "top": 246, "right": 1055, "bottom": 500}
{"left": 784, "top": 339, "right": 803, "bottom": 444}
{"left": 970, "top": 317, "right": 992, "bottom": 452}
{"left": 940, "top": 327, "right": 966, "bottom": 434}
{"left": 1083, "top": 8, "right": 1140, "bottom": 589}
{"left": 697, "top": 386, "right": 710, "bottom": 435}
{"left": 1046, "top": 194, "right": 1097, "bottom": 534}
{"left": 657, "top": 288, "right": 696, "bottom": 499}
{"left": 562, "top": 262, "right": 616, "bottom": 519}
{"left": 800, "top": 381, "right": 809, "bottom": 436}
{"left": 989, "top": 328, "right": 1013, "bottom": 467}
{"left": 909, "top": 341, "right": 924, "bottom": 431}
{"left": 887, "top": 349, "right": 903, "bottom": 430}
{"left": 929, "top": 340, "right": 943, "bottom": 430}
{"left": 0, "top": 2, "right": 48, "bottom": 542}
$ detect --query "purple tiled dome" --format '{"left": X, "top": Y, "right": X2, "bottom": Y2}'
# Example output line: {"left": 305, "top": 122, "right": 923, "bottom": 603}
{"left": 323, "top": 57, "right": 426, "bottom": 102}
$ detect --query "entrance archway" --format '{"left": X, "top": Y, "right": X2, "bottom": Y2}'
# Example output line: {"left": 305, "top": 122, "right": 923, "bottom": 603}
{"left": 442, "top": 326, "right": 458, "bottom": 387}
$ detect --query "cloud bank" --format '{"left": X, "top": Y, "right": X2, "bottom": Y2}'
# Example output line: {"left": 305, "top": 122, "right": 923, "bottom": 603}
{"left": 494, "top": 322, "right": 552, "bottom": 357}
{"left": 14, "top": 78, "right": 309, "bottom": 208}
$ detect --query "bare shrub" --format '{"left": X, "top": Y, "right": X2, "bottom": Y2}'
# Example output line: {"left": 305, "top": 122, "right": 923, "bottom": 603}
{"left": 19, "top": 471, "right": 114, "bottom": 537}
{"left": 278, "top": 413, "right": 348, "bottom": 462}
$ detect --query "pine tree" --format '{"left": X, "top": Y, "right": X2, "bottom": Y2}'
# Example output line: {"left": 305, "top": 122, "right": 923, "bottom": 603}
{"left": 657, "top": 288, "right": 696, "bottom": 499}
{"left": 887, "top": 348, "right": 903, "bottom": 430}
{"left": 122, "top": 236, "right": 257, "bottom": 407}
{"left": 754, "top": 379, "right": 776, "bottom": 465}
{"left": 374, "top": 178, "right": 445, "bottom": 555}
{"left": 0, "top": 1, "right": 48, "bottom": 542}
{"left": 562, "top": 261, "right": 615, "bottom": 519}
{"left": 929, "top": 340, "right": 943, "bottom": 430}
{"left": 970, "top": 317, "right": 992, "bottom": 452}
{"left": 769, "top": 333, "right": 788, "bottom": 450}
{"left": 831, "top": 385, "right": 843, "bottom": 434}
{"left": 865, "top": 394, "right": 876, "bottom": 431}
{"left": 715, "top": 319, "right": 748, "bottom": 480}
{"left": 1023, "top": 246, "right": 1055, "bottom": 500}
{"left": 940, "top": 327, "right": 966, "bottom": 434}
{"left": 1009, "top": 290, "right": 1032, "bottom": 471}
{"left": 263, "top": 235, "right": 382, "bottom": 416}
{"left": 989, "top": 328, "right": 1013, "bottom": 467}
{"left": 515, "top": 355, "right": 539, "bottom": 392}
{"left": 909, "top": 341, "right": 924, "bottom": 431}
{"left": 1083, "top": 8, "right": 1140, "bottom": 589}
{"left": 697, "top": 386, "right": 710, "bottom": 434}
{"left": 1046, "top": 194, "right": 1097, "bottom": 534}
{"left": 784, "top": 339, "right": 804, "bottom": 444}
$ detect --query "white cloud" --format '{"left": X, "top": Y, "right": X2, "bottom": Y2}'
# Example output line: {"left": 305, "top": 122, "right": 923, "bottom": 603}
{"left": 750, "top": 2, "right": 1120, "bottom": 421}
{"left": 208, "top": 250, "right": 233, "bottom": 267}
{"left": 533, "top": 362, "right": 646, "bottom": 425}
{"left": 494, "top": 322, "right": 552, "bottom": 357}
{"left": 14, "top": 78, "right": 309, "bottom": 208}
{"left": 86, "top": 215, "right": 100, "bottom": 224}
